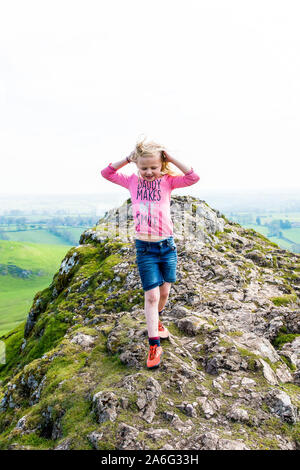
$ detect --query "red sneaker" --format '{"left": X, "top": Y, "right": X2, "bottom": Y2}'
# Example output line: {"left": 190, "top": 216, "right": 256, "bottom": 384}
{"left": 147, "top": 345, "right": 163, "bottom": 369}
{"left": 158, "top": 320, "right": 169, "bottom": 339}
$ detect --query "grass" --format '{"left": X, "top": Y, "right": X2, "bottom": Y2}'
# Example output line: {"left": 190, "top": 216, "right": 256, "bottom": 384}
{"left": 272, "top": 325, "right": 300, "bottom": 350}
{"left": 0, "top": 241, "right": 69, "bottom": 336}
{"left": 0, "top": 321, "right": 25, "bottom": 381}
{"left": 0, "top": 240, "right": 69, "bottom": 270}
{"left": 270, "top": 294, "right": 298, "bottom": 306}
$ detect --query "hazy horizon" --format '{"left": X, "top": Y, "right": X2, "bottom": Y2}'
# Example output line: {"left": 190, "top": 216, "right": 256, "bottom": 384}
{"left": 1, "top": 187, "right": 299, "bottom": 216}
{"left": 1, "top": 187, "right": 300, "bottom": 196}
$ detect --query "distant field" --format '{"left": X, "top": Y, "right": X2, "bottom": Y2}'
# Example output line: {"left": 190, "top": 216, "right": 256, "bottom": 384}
{"left": 237, "top": 223, "right": 300, "bottom": 251}
{"left": 0, "top": 241, "right": 70, "bottom": 336}
{"left": 281, "top": 228, "right": 300, "bottom": 244}
{"left": 0, "top": 225, "right": 87, "bottom": 246}
{"left": 225, "top": 210, "right": 300, "bottom": 253}
{"left": 1, "top": 229, "right": 70, "bottom": 245}
{"left": 0, "top": 281, "right": 53, "bottom": 335}
{"left": 255, "top": 213, "right": 300, "bottom": 222}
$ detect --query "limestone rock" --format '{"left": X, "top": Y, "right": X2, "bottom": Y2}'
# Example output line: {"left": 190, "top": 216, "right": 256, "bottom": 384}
{"left": 87, "top": 432, "right": 104, "bottom": 450}
{"left": 92, "top": 391, "right": 119, "bottom": 424}
{"left": 70, "top": 333, "right": 96, "bottom": 349}
{"left": 116, "top": 423, "right": 143, "bottom": 450}
{"left": 265, "top": 389, "right": 298, "bottom": 424}
{"left": 226, "top": 405, "right": 250, "bottom": 424}
{"left": 136, "top": 377, "right": 162, "bottom": 423}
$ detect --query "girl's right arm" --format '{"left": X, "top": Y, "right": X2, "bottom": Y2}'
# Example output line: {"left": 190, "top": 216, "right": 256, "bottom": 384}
{"left": 101, "top": 152, "right": 134, "bottom": 189}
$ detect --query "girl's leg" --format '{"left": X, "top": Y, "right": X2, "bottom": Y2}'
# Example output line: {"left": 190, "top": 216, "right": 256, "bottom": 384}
{"left": 144, "top": 286, "right": 160, "bottom": 337}
{"left": 158, "top": 282, "right": 171, "bottom": 313}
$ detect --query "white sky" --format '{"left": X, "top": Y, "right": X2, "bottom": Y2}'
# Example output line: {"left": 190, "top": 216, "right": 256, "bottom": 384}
{"left": 0, "top": 0, "right": 299, "bottom": 195}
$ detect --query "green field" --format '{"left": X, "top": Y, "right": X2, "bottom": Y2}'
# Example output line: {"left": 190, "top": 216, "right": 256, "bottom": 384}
{"left": 0, "top": 240, "right": 70, "bottom": 336}
{"left": 238, "top": 223, "right": 300, "bottom": 252}
{"left": 0, "top": 225, "right": 85, "bottom": 246}
{"left": 281, "top": 228, "right": 300, "bottom": 244}
{"left": 226, "top": 209, "right": 300, "bottom": 253}
{"left": 0, "top": 228, "right": 70, "bottom": 245}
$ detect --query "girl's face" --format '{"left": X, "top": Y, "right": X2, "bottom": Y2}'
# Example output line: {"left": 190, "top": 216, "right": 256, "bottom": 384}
{"left": 136, "top": 152, "right": 162, "bottom": 181}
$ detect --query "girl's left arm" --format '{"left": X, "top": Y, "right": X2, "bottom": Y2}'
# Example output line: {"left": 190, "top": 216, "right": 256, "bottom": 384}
{"left": 101, "top": 151, "right": 135, "bottom": 189}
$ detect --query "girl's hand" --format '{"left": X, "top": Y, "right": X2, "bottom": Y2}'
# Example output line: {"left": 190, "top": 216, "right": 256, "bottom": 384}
{"left": 162, "top": 150, "right": 172, "bottom": 162}
{"left": 127, "top": 150, "right": 135, "bottom": 162}
{"left": 163, "top": 153, "right": 191, "bottom": 174}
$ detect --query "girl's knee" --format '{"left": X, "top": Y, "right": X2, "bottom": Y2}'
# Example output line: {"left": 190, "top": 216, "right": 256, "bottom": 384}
{"left": 145, "top": 288, "right": 160, "bottom": 304}
{"left": 159, "top": 282, "right": 171, "bottom": 298}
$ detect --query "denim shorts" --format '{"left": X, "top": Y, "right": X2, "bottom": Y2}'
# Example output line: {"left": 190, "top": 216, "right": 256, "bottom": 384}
{"left": 135, "top": 236, "right": 178, "bottom": 291}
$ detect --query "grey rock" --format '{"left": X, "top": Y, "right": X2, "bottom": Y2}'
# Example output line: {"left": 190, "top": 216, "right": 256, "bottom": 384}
{"left": 293, "top": 369, "right": 300, "bottom": 386}
{"left": 70, "top": 333, "right": 96, "bottom": 349}
{"left": 176, "top": 401, "right": 198, "bottom": 418}
{"left": 265, "top": 389, "right": 298, "bottom": 424}
{"left": 145, "top": 428, "right": 172, "bottom": 441}
{"left": 137, "top": 377, "right": 162, "bottom": 423}
{"left": 54, "top": 438, "right": 73, "bottom": 450}
{"left": 218, "top": 438, "right": 250, "bottom": 450}
{"left": 197, "top": 397, "right": 216, "bottom": 419}
{"left": 87, "top": 431, "right": 104, "bottom": 450}
{"left": 59, "top": 252, "right": 79, "bottom": 276}
{"left": 226, "top": 405, "right": 250, "bottom": 423}
{"left": 15, "top": 415, "right": 27, "bottom": 431}
{"left": 92, "top": 391, "right": 118, "bottom": 423}
{"left": 116, "top": 423, "right": 143, "bottom": 450}
{"left": 260, "top": 359, "right": 278, "bottom": 385}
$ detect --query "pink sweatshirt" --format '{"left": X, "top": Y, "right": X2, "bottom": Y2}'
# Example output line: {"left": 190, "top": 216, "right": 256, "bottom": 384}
{"left": 101, "top": 164, "right": 200, "bottom": 237}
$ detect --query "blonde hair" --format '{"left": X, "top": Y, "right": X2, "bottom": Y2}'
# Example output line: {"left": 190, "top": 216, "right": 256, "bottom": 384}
{"left": 131, "top": 134, "right": 182, "bottom": 176}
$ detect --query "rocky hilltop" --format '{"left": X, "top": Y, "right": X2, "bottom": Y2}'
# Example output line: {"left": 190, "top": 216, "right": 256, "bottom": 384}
{"left": 0, "top": 195, "right": 299, "bottom": 450}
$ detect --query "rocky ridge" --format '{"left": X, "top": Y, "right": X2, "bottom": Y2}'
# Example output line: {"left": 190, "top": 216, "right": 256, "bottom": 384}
{"left": 0, "top": 195, "right": 299, "bottom": 450}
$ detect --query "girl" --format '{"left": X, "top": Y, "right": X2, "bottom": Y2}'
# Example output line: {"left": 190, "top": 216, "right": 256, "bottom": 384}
{"left": 101, "top": 137, "right": 200, "bottom": 369}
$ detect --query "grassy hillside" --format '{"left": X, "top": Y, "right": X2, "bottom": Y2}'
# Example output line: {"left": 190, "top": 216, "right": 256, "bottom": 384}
{"left": 0, "top": 241, "right": 70, "bottom": 336}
